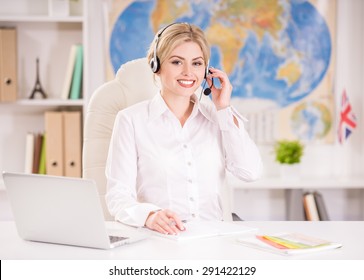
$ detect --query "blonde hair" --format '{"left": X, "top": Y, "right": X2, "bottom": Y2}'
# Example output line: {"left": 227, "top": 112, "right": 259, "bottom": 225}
{"left": 147, "top": 23, "right": 210, "bottom": 73}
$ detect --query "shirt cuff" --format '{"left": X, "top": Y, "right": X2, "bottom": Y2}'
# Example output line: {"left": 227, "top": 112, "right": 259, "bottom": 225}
{"left": 217, "top": 106, "right": 247, "bottom": 131}
{"left": 116, "top": 203, "right": 161, "bottom": 227}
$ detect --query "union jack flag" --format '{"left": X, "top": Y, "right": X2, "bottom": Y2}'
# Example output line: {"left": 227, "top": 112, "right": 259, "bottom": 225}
{"left": 338, "top": 89, "right": 357, "bottom": 144}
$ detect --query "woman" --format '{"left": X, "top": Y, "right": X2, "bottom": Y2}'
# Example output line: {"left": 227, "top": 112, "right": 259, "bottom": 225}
{"left": 105, "top": 22, "right": 263, "bottom": 235}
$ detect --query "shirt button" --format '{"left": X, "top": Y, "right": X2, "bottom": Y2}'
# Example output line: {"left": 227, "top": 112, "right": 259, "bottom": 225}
{"left": 183, "top": 144, "right": 188, "bottom": 149}
{"left": 187, "top": 162, "right": 192, "bottom": 166}
{"left": 188, "top": 179, "right": 193, "bottom": 183}
{"left": 191, "top": 213, "right": 196, "bottom": 218}
{"left": 189, "top": 197, "right": 194, "bottom": 202}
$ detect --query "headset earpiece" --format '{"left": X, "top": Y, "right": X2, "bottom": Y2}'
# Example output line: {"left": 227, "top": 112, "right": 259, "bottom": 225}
{"left": 150, "top": 23, "right": 181, "bottom": 73}
{"left": 204, "top": 60, "right": 210, "bottom": 78}
{"left": 150, "top": 56, "right": 160, "bottom": 73}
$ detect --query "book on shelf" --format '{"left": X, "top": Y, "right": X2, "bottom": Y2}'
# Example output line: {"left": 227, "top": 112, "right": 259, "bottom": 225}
{"left": 0, "top": 28, "right": 17, "bottom": 103}
{"left": 237, "top": 232, "right": 342, "bottom": 256}
{"left": 69, "top": 45, "right": 83, "bottom": 100}
{"left": 24, "top": 132, "right": 35, "bottom": 174}
{"left": 313, "top": 191, "right": 330, "bottom": 221}
{"left": 60, "top": 44, "right": 78, "bottom": 100}
{"left": 303, "top": 192, "right": 320, "bottom": 221}
{"left": 32, "top": 133, "right": 43, "bottom": 174}
{"left": 38, "top": 134, "right": 47, "bottom": 175}
{"left": 285, "top": 189, "right": 305, "bottom": 221}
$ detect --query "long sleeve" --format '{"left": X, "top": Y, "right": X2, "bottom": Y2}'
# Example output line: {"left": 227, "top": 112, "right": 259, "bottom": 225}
{"left": 216, "top": 106, "right": 263, "bottom": 181}
{"left": 105, "top": 111, "right": 160, "bottom": 227}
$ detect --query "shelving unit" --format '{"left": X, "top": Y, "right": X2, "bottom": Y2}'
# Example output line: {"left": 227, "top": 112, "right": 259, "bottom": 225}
{"left": 0, "top": 0, "right": 86, "bottom": 181}
{"left": 227, "top": 173, "right": 364, "bottom": 221}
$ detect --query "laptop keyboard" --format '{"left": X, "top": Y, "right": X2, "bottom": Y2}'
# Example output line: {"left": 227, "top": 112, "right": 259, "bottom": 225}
{"left": 109, "top": 235, "right": 129, "bottom": 244}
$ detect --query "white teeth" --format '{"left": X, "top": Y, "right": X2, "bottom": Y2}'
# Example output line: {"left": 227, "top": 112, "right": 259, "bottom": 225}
{"left": 178, "top": 80, "right": 193, "bottom": 85}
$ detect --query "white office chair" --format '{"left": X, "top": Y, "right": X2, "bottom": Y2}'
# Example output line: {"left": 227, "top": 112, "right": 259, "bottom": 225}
{"left": 82, "top": 58, "right": 235, "bottom": 221}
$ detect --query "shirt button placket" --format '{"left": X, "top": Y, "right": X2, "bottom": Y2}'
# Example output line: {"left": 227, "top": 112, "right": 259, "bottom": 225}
{"left": 184, "top": 143, "right": 198, "bottom": 220}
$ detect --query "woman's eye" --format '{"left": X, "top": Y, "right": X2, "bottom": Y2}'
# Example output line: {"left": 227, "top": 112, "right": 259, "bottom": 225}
{"left": 171, "top": 60, "right": 182, "bottom": 65}
{"left": 193, "top": 61, "right": 203, "bottom": 67}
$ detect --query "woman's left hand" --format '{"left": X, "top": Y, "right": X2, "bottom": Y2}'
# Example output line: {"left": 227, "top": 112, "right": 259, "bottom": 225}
{"left": 206, "top": 67, "right": 233, "bottom": 110}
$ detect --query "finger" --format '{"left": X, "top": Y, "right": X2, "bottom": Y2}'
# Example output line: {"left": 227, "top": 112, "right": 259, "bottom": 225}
{"left": 151, "top": 215, "right": 173, "bottom": 235}
{"left": 157, "top": 218, "right": 178, "bottom": 235}
{"left": 169, "top": 217, "right": 185, "bottom": 231}
{"left": 164, "top": 212, "right": 185, "bottom": 232}
{"left": 155, "top": 211, "right": 179, "bottom": 234}
{"left": 153, "top": 223, "right": 168, "bottom": 235}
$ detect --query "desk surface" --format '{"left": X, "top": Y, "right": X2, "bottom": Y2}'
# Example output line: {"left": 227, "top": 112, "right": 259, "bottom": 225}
{"left": 1, "top": 221, "right": 364, "bottom": 260}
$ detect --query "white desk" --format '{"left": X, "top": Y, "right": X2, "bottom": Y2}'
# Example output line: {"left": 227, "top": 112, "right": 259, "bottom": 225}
{"left": 1, "top": 221, "right": 363, "bottom": 260}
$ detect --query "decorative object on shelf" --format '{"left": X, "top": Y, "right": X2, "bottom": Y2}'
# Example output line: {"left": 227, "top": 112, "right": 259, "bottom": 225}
{"left": 48, "top": 0, "right": 70, "bottom": 17}
{"left": 29, "top": 58, "right": 47, "bottom": 99}
{"left": 274, "top": 139, "right": 304, "bottom": 180}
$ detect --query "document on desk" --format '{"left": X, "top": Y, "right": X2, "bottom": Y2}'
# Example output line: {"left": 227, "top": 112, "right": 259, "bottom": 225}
{"left": 237, "top": 232, "right": 342, "bottom": 256}
{"left": 149, "top": 221, "right": 257, "bottom": 241}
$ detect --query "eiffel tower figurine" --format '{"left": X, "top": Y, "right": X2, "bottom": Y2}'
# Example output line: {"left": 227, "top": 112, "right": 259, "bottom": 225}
{"left": 29, "top": 58, "right": 47, "bottom": 99}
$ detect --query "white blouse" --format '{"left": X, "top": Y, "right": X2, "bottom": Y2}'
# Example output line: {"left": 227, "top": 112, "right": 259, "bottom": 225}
{"left": 105, "top": 93, "right": 263, "bottom": 227}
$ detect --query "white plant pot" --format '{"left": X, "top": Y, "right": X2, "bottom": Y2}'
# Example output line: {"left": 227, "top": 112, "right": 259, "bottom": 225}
{"left": 280, "top": 164, "right": 301, "bottom": 181}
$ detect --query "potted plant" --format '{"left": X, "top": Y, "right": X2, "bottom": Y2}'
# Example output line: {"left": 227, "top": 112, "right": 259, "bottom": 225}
{"left": 274, "top": 140, "right": 304, "bottom": 179}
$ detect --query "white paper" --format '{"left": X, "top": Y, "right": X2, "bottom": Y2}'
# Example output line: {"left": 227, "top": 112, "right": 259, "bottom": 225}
{"left": 147, "top": 221, "right": 257, "bottom": 241}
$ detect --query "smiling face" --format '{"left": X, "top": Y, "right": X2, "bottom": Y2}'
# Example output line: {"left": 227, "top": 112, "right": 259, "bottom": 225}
{"left": 158, "top": 41, "right": 206, "bottom": 99}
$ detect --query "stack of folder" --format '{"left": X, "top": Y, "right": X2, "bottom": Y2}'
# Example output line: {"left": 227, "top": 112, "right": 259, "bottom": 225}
{"left": 45, "top": 111, "right": 82, "bottom": 177}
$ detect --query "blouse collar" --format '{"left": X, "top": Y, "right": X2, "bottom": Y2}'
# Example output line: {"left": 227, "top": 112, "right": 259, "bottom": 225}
{"left": 148, "top": 92, "right": 217, "bottom": 124}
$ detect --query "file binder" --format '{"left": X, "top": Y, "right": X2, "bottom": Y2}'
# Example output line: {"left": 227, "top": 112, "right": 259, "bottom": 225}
{"left": 63, "top": 111, "right": 82, "bottom": 177}
{"left": 0, "top": 28, "right": 17, "bottom": 102}
{"left": 45, "top": 112, "right": 64, "bottom": 176}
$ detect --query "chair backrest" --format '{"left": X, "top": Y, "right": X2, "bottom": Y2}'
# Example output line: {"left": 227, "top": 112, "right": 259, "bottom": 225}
{"left": 82, "top": 58, "right": 232, "bottom": 221}
{"left": 83, "top": 58, "right": 157, "bottom": 220}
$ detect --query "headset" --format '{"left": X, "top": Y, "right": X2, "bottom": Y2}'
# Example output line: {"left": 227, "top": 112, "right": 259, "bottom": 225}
{"left": 149, "top": 22, "right": 213, "bottom": 96}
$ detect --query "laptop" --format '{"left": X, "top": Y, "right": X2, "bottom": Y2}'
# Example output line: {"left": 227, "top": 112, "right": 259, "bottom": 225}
{"left": 2, "top": 172, "right": 149, "bottom": 249}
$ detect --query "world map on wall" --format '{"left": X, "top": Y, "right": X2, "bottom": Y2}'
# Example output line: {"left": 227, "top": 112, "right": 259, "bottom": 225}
{"left": 109, "top": 0, "right": 334, "bottom": 142}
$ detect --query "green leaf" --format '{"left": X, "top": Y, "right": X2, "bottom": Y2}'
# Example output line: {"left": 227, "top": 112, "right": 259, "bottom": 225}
{"left": 274, "top": 140, "right": 304, "bottom": 164}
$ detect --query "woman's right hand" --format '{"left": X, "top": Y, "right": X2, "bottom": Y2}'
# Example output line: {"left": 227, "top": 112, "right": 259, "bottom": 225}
{"left": 145, "top": 209, "right": 185, "bottom": 235}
